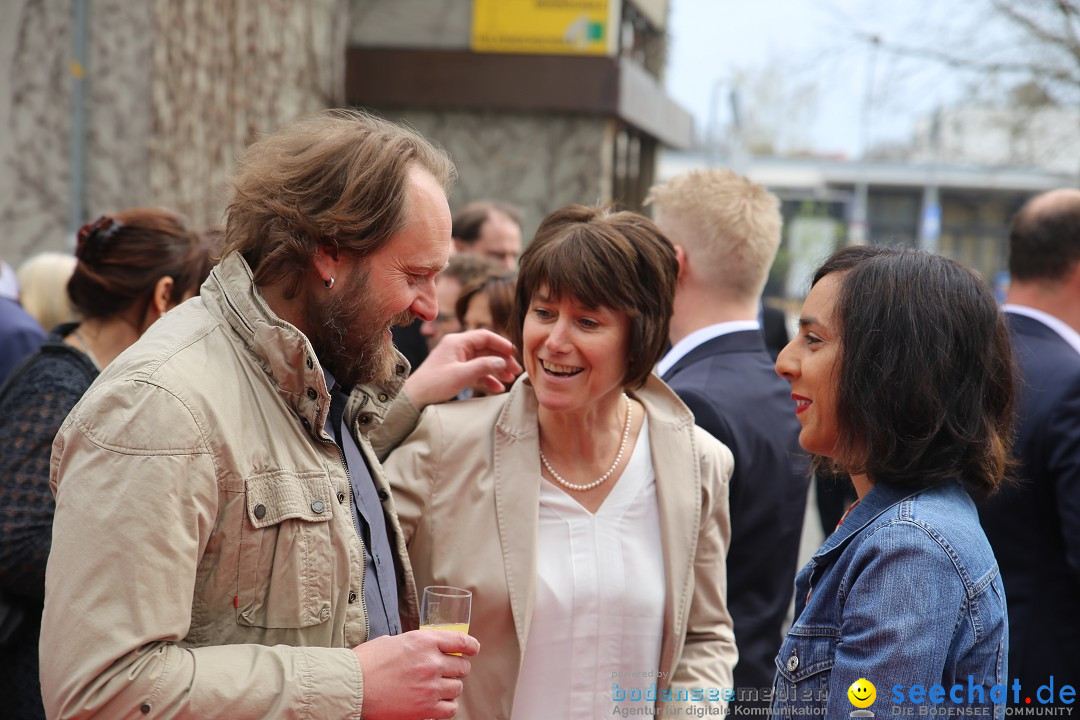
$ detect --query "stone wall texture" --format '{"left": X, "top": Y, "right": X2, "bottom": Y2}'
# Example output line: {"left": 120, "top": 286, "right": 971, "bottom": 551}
{"left": 378, "top": 109, "right": 614, "bottom": 241}
{"left": 0, "top": 0, "right": 347, "bottom": 265}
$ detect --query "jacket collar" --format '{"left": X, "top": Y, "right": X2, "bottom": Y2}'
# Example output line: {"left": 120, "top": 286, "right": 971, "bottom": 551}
{"left": 812, "top": 481, "right": 924, "bottom": 564}
{"left": 1006, "top": 308, "right": 1080, "bottom": 355}
{"left": 491, "top": 376, "right": 542, "bottom": 653}
{"left": 201, "top": 253, "right": 409, "bottom": 436}
{"left": 663, "top": 329, "right": 768, "bottom": 380}
{"left": 492, "top": 372, "right": 694, "bottom": 446}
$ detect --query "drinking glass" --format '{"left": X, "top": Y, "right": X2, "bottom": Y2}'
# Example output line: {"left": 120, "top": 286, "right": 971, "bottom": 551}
{"left": 420, "top": 585, "right": 472, "bottom": 637}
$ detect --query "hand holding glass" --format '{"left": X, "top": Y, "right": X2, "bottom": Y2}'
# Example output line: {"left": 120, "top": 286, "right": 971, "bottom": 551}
{"left": 420, "top": 585, "right": 472, "bottom": 652}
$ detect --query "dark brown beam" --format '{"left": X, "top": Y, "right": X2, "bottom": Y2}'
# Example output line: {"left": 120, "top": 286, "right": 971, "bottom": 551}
{"left": 346, "top": 48, "right": 619, "bottom": 115}
{"left": 345, "top": 47, "right": 693, "bottom": 149}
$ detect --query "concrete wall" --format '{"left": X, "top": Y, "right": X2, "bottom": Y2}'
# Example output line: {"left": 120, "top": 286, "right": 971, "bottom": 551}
{"left": 0, "top": 0, "right": 647, "bottom": 264}
{"left": 0, "top": 0, "right": 347, "bottom": 267}
{"left": 0, "top": 0, "right": 154, "bottom": 261}
{"left": 351, "top": 0, "right": 630, "bottom": 239}
{"left": 351, "top": 0, "right": 470, "bottom": 49}
{"left": 378, "top": 108, "right": 614, "bottom": 241}
{"left": 148, "top": 0, "right": 347, "bottom": 232}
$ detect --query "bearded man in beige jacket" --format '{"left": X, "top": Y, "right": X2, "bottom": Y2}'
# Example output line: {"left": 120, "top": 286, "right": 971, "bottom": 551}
{"left": 40, "top": 110, "right": 518, "bottom": 720}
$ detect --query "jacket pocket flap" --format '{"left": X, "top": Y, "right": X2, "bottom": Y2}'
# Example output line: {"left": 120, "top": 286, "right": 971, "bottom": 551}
{"left": 774, "top": 628, "right": 839, "bottom": 683}
{"left": 245, "top": 470, "right": 335, "bottom": 527}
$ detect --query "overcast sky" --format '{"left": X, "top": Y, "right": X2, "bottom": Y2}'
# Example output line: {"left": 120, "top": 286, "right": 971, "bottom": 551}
{"left": 664, "top": 0, "right": 979, "bottom": 158}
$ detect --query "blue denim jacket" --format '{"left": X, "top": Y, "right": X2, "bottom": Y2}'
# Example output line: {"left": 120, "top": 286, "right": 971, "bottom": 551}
{"left": 770, "top": 480, "right": 1008, "bottom": 717}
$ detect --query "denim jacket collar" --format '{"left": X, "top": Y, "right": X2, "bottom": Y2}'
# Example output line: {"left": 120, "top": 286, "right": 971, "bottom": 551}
{"left": 812, "top": 481, "right": 927, "bottom": 564}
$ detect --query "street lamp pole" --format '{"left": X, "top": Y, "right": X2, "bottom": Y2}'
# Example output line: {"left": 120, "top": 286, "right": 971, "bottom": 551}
{"left": 849, "top": 33, "right": 880, "bottom": 245}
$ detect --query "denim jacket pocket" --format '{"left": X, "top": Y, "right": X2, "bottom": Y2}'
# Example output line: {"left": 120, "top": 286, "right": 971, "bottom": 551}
{"left": 236, "top": 470, "right": 335, "bottom": 629}
{"left": 772, "top": 628, "right": 838, "bottom": 708}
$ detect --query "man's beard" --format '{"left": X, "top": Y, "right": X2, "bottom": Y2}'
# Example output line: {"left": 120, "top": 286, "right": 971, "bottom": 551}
{"left": 305, "top": 268, "right": 414, "bottom": 389}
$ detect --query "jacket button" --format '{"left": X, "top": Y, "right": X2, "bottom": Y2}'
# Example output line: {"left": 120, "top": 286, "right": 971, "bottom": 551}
{"left": 306, "top": 357, "right": 313, "bottom": 369}
{"left": 787, "top": 653, "right": 799, "bottom": 672}
{"left": 140, "top": 703, "right": 152, "bottom": 714}
{"left": 311, "top": 499, "right": 326, "bottom": 514}
{"left": 301, "top": 418, "right": 310, "bottom": 430}
{"left": 396, "top": 364, "right": 405, "bottom": 375}
{"left": 378, "top": 392, "right": 388, "bottom": 402}
{"left": 377, "top": 489, "right": 389, "bottom": 501}
{"left": 348, "top": 591, "right": 357, "bottom": 603}
{"left": 254, "top": 504, "right": 267, "bottom": 520}
{"left": 359, "top": 414, "right": 372, "bottom": 425}
{"left": 337, "top": 491, "right": 346, "bottom": 503}
{"left": 306, "top": 387, "right": 317, "bottom": 400}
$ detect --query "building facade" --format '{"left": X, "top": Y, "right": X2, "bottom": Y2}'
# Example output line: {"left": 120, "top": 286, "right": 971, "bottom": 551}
{"left": 0, "top": 0, "right": 688, "bottom": 265}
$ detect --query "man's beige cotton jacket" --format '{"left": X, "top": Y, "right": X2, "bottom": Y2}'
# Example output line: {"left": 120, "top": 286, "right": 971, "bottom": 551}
{"left": 40, "top": 253, "right": 420, "bottom": 719}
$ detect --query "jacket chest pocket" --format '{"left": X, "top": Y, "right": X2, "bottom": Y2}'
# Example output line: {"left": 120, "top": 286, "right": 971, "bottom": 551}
{"left": 771, "top": 629, "right": 838, "bottom": 709}
{"left": 236, "top": 470, "right": 336, "bottom": 629}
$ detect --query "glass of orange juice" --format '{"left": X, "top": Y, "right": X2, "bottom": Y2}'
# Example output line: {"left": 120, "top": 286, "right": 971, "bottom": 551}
{"left": 420, "top": 585, "right": 472, "bottom": 649}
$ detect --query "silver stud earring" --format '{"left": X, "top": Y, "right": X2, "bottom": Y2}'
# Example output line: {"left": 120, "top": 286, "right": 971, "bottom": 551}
{"left": 324, "top": 276, "right": 335, "bottom": 290}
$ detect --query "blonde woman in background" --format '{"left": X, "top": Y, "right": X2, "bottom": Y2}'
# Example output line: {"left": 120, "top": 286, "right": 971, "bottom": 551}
{"left": 16, "top": 252, "right": 78, "bottom": 332}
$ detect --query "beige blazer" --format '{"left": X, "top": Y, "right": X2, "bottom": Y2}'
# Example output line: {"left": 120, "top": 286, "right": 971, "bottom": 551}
{"left": 384, "top": 374, "right": 737, "bottom": 719}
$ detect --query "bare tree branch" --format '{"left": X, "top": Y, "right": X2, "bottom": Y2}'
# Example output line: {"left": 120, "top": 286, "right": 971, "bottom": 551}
{"left": 1054, "top": 0, "right": 1080, "bottom": 50}
{"left": 990, "top": 0, "right": 1080, "bottom": 57}
{"left": 854, "top": 28, "right": 1080, "bottom": 89}
{"left": 1053, "top": 0, "right": 1080, "bottom": 75}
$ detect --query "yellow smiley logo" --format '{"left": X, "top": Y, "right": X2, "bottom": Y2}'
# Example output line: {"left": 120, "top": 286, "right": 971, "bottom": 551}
{"left": 848, "top": 678, "right": 876, "bottom": 708}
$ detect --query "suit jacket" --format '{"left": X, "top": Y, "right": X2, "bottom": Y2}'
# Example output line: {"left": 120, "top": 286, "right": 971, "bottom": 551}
{"left": 0, "top": 297, "right": 45, "bottom": 385}
{"left": 391, "top": 317, "right": 427, "bottom": 371}
{"left": 979, "top": 312, "right": 1080, "bottom": 698}
{"left": 662, "top": 329, "right": 809, "bottom": 703}
{"left": 384, "top": 374, "right": 738, "bottom": 719}
{"left": 761, "top": 305, "right": 789, "bottom": 362}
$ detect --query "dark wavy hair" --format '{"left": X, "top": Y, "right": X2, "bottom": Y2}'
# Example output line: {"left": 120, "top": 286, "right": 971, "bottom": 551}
{"left": 814, "top": 246, "right": 1015, "bottom": 500}
{"left": 510, "top": 205, "right": 678, "bottom": 389}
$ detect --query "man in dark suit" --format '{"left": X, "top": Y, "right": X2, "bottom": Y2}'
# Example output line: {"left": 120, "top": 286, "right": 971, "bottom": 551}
{"left": 979, "top": 189, "right": 1080, "bottom": 705}
{"left": 647, "top": 169, "right": 809, "bottom": 709}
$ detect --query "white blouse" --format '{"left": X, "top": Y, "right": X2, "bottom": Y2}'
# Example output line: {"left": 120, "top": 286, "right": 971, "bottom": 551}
{"left": 511, "top": 417, "right": 666, "bottom": 719}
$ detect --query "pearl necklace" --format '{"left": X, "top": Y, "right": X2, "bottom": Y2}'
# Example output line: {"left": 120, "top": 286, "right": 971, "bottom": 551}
{"left": 540, "top": 393, "right": 632, "bottom": 492}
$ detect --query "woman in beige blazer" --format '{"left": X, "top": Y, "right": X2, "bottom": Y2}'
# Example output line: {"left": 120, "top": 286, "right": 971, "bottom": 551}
{"left": 385, "top": 205, "right": 737, "bottom": 719}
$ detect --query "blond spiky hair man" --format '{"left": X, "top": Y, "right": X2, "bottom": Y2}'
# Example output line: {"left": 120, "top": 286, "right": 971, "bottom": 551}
{"left": 648, "top": 168, "right": 808, "bottom": 712}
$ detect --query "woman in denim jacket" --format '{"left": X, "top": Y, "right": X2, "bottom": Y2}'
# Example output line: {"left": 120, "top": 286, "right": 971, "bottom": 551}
{"left": 772, "top": 246, "right": 1014, "bottom": 717}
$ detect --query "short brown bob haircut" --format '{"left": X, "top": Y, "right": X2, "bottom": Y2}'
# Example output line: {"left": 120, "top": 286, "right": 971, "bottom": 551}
{"left": 510, "top": 205, "right": 678, "bottom": 389}
{"left": 222, "top": 109, "right": 456, "bottom": 299}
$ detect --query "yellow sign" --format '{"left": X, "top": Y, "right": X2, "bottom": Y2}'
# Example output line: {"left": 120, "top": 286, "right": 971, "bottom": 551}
{"left": 472, "top": 0, "right": 616, "bottom": 56}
